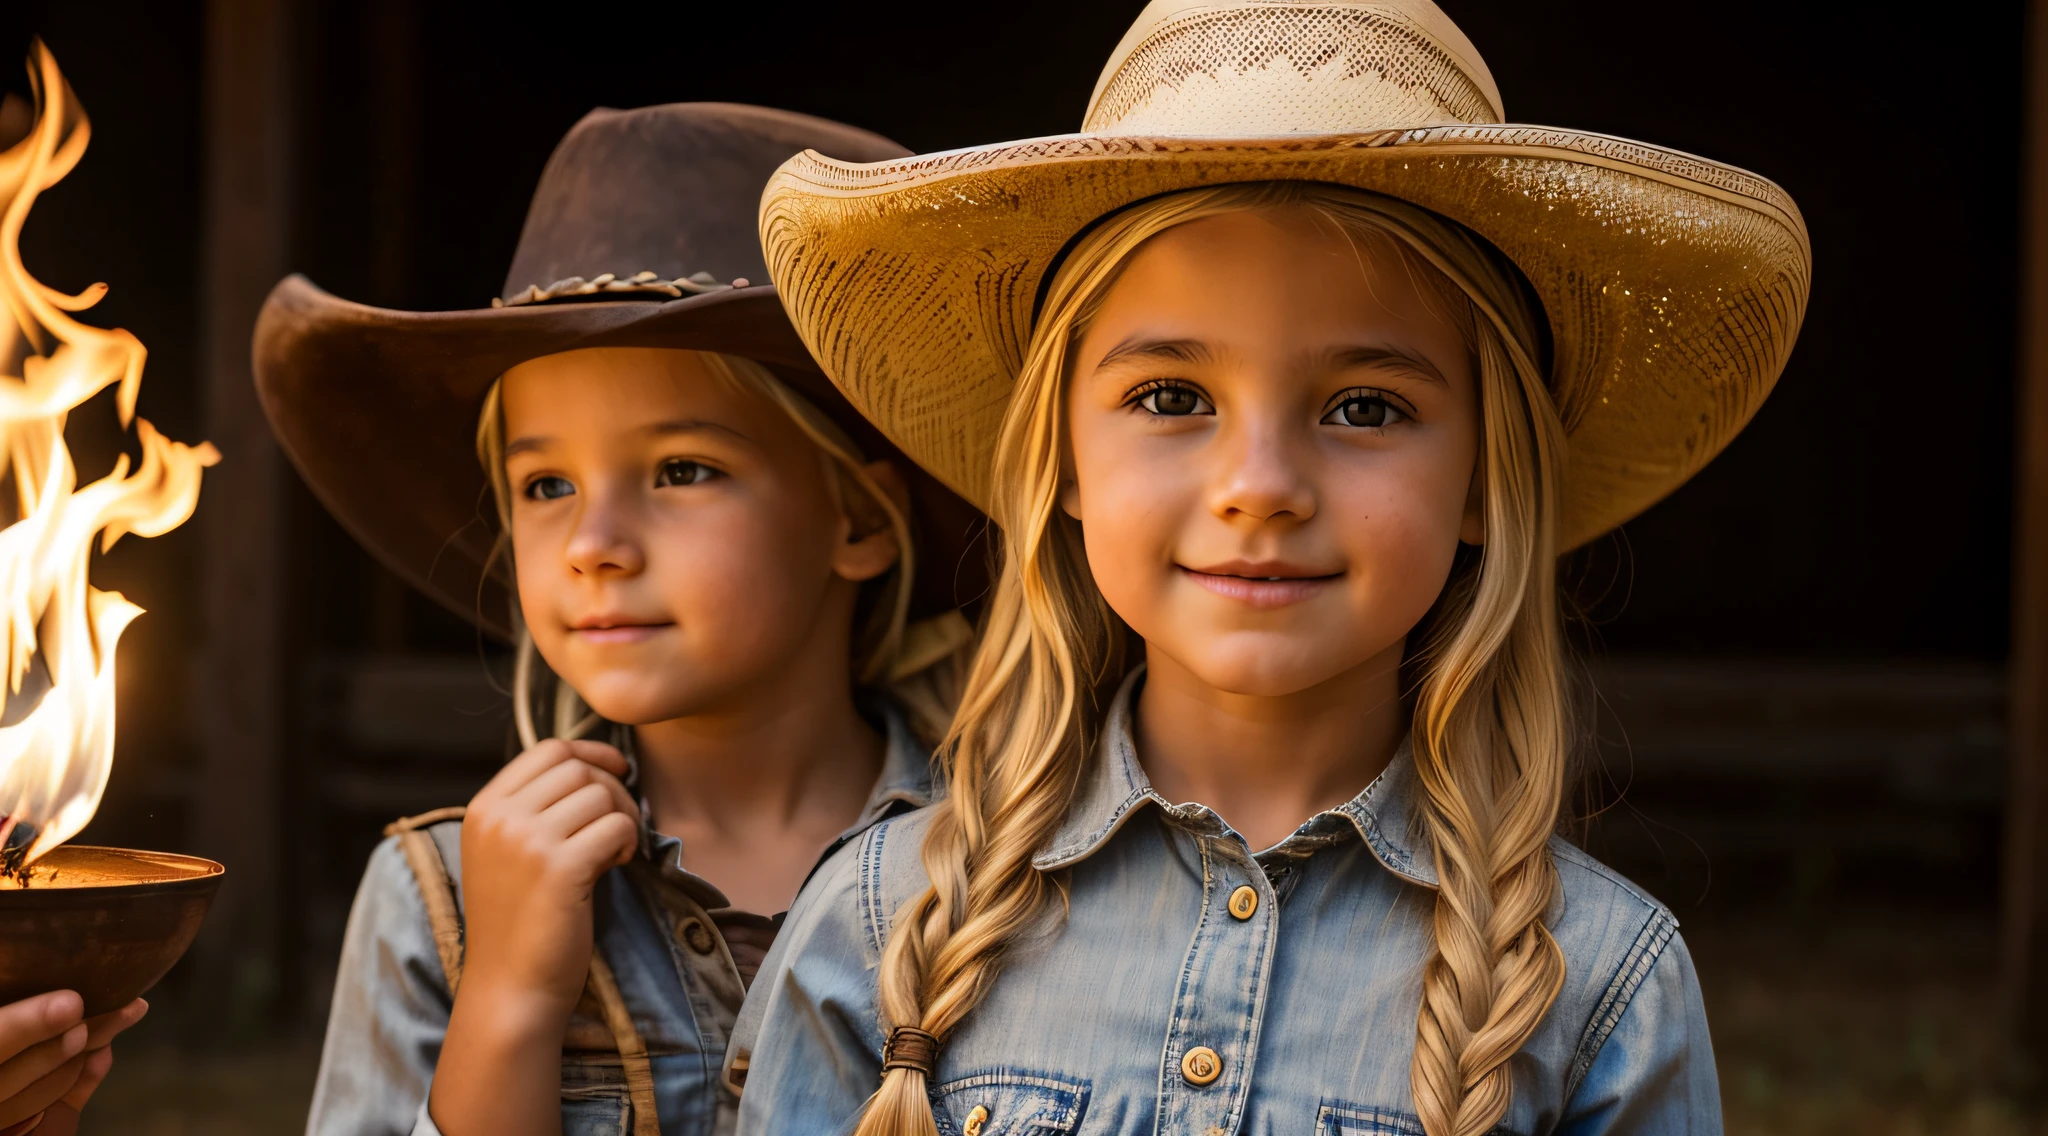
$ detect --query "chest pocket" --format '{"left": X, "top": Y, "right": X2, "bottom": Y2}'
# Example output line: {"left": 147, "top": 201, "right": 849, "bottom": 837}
{"left": 931, "top": 1071, "right": 1089, "bottom": 1136}
{"left": 1317, "top": 1102, "right": 1518, "bottom": 1136}
{"left": 1317, "top": 1103, "right": 1424, "bottom": 1135}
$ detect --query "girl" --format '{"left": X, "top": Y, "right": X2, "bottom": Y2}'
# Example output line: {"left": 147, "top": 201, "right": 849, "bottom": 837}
{"left": 253, "top": 104, "right": 981, "bottom": 1136}
{"left": 735, "top": 1, "right": 1809, "bottom": 1134}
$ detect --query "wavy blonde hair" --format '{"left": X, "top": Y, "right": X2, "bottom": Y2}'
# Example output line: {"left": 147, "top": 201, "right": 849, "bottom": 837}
{"left": 857, "top": 182, "right": 1572, "bottom": 1136}
{"left": 475, "top": 349, "right": 961, "bottom": 748}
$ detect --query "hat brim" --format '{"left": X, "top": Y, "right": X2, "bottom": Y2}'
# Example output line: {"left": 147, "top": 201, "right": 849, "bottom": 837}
{"left": 760, "top": 124, "right": 1812, "bottom": 550}
{"left": 254, "top": 275, "right": 989, "bottom": 639}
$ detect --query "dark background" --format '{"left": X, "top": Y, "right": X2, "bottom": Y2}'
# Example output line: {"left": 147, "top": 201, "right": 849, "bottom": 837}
{"left": 0, "top": 1, "right": 2024, "bottom": 1131}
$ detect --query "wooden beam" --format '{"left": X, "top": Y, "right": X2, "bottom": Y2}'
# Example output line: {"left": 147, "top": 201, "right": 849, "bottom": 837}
{"left": 187, "top": 0, "right": 293, "bottom": 1030}
{"left": 2004, "top": 0, "right": 2048, "bottom": 1058}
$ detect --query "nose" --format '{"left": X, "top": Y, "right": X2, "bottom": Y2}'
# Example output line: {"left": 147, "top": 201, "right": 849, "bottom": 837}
{"left": 1207, "top": 410, "right": 1317, "bottom": 525}
{"left": 563, "top": 486, "right": 646, "bottom": 578}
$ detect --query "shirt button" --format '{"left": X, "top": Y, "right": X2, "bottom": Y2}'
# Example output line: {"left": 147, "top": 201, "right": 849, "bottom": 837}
{"left": 1227, "top": 885, "right": 1258, "bottom": 920}
{"left": 681, "top": 918, "right": 717, "bottom": 955}
{"left": 1181, "top": 1045, "right": 1223, "bottom": 1086}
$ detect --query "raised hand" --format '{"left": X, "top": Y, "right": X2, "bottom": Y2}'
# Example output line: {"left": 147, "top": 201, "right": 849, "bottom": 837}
{"left": 429, "top": 739, "right": 639, "bottom": 1136}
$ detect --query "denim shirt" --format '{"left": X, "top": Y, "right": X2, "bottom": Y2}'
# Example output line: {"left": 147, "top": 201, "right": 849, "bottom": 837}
{"left": 732, "top": 673, "right": 1719, "bottom": 1136}
{"left": 307, "top": 704, "right": 932, "bottom": 1136}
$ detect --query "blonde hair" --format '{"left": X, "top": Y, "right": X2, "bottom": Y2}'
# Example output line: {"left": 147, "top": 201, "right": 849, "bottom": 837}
{"left": 857, "top": 182, "right": 1572, "bottom": 1136}
{"left": 475, "top": 349, "right": 960, "bottom": 748}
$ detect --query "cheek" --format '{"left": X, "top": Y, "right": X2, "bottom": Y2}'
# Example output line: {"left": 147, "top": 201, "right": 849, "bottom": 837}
{"left": 1334, "top": 445, "right": 1473, "bottom": 603}
{"left": 650, "top": 498, "right": 841, "bottom": 636}
{"left": 509, "top": 519, "right": 564, "bottom": 630}
{"left": 1067, "top": 422, "right": 1194, "bottom": 614}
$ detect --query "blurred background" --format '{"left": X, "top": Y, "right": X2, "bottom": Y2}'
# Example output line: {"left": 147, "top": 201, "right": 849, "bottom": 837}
{"left": 0, "top": 0, "right": 2029, "bottom": 1132}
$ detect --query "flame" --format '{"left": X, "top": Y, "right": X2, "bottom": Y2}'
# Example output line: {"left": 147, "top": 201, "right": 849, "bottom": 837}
{"left": 0, "top": 44, "right": 217, "bottom": 879}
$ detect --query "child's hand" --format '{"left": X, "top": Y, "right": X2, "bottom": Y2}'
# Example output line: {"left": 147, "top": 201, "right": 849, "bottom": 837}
{"left": 0, "top": 991, "right": 147, "bottom": 1135}
{"left": 457, "top": 739, "right": 639, "bottom": 1026}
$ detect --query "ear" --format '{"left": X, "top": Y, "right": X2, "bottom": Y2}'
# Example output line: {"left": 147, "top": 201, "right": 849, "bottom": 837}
{"left": 1458, "top": 464, "right": 1486, "bottom": 546}
{"left": 1058, "top": 440, "right": 1083, "bottom": 520}
{"left": 1059, "top": 476, "right": 1082, "bottom": 520}
{"left": 832, "top": 459, "right": 908, "bottom": 583}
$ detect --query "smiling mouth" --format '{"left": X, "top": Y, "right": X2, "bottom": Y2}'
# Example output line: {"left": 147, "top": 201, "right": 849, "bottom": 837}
{"left": 1178, "top": 565, "right": 1341, "bottom": 610}
{"left": 569, "top": 620, "right": 674, "bottom": 644}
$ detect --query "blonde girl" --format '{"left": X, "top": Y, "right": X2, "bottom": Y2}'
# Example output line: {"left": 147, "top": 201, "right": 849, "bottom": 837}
{"left": 254, "top": 104, "right": 981, "bottom": 1136}
{"left": 731, "top": 2, "right": 1808, "bottom": 1134}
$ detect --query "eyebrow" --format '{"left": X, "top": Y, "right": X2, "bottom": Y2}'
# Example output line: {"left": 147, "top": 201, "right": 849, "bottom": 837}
{"left": 502, "top": 418, "right": 752, "bottom": 459}
{"left": 1091, "top": 336, "right": 1217, "bottom": 370}
{"left": 1315, "top": 345, "right": 1451, "bottom": 385}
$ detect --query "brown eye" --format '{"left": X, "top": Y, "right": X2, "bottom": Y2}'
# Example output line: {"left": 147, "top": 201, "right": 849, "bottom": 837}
{"left": 1137, "top": 384, "right": 1212, "bottom": 417}
{"left": 524, "top": 475, "right": 574, "bottom": 501}
{"left": 1321, "top": 395, "right": 1403, "bottom": 429}
{"left": 655, "top": 459, "right": 719, "bottom": 487}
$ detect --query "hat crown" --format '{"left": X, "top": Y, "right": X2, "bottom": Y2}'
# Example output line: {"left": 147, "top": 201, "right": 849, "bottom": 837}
{"left": 1082, "top": 0, "right": 1504, "bottom": 136}
{"left": 502, "top": 103, "right": 908, "bottom": 304}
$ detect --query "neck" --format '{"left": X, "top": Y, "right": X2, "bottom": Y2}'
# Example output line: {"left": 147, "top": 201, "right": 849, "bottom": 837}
{"left": 632, "top": 634, "right": 884, "bottom": 843}
{"left": 1133, "top": 641, "right": 1408, "bottom": 850}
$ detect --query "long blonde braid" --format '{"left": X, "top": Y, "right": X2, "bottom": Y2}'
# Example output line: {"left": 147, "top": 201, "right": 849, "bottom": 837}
{"left": 855, "top": 182, "right": 1573, "bottom": 1136}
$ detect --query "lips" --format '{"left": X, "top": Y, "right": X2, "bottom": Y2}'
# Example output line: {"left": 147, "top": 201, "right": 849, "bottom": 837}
{"left": 568, "top": 617, "right": 673, "bottom": 644}
{"left": 1178, "top": 561, "right": 1340, "bottom": 610}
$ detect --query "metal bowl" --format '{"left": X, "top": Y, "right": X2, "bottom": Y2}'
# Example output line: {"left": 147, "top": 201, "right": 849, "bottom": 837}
{"left": 0, "top": 846, "right": 223, "bottom": 1015}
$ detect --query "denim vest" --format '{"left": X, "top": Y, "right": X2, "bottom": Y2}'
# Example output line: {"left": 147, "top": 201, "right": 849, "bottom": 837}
{"left": 732, "top": 672, "right": 1718, "bottom": 1136}
{"left": 306, "top": 705, "right": 932, "bottom": 1136}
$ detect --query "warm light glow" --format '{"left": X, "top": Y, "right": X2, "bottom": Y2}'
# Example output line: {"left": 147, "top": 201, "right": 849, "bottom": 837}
{"left": 0, "top": 44, "right": 217, "bottom": 880}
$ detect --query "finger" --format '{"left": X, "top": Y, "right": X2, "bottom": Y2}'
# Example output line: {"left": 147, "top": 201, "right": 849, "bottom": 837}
{"left": 559, "top": 812, "right": 640, "bottom": 875}
{"left": 79, "top": 1000, "right": 144, "bottom": 1052}
{"left": 504, "top": 756, "right": 601, "bottom": 815}
{"left": 472, "top": 738, "right": 588, "bottom": 803}
{"left": 0, "top": 1025, "right": 85, "bottom": 1113}
{"left": 56, "top": 1045, "right": 109, "bottom": 1111}
{"left": 534, "top": 782, "right": 634, "bottom": 843}
{"left": 0, "top": 1113, "right": 41, "bottom": 1136}
{"left": 507, "top": 754, "right": 628, "bottom": 816}
{"left": 0, "top": 995, "right": 81, "bottom": 1062}
{"left": 582, "top": 766, "right": 637, "bottom": 834}
{"left": 561, "top": 740, "right": 629, "bottom": 778}
{"left": 0, "top": 1051, "right": 83, "bottom": 1128}
{"left": 557, "top": 759, "right": 637, "bottom": 822}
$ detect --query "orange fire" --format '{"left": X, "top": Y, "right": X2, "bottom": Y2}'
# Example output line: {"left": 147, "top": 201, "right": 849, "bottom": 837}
{"left": 0, "top": 44, "right": 217, "bottom": 881}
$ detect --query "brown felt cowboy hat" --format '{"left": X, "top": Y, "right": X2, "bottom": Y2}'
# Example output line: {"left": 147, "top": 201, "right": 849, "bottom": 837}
{"left": 254, "top": 103, "right": 987, "bottom": 640}
{"left": 760, "top": 0, "right": 1812, "bottom": 550}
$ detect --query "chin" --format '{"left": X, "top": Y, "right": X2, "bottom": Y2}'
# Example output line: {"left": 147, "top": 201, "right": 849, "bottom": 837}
{"left": 569, "top": 675, "right": 707, "bottom": 727}
{"left": 1172, "top": 636, "right": 1357, "bottom": 699}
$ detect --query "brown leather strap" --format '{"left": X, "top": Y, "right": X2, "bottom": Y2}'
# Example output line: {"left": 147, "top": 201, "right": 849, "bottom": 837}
{"left": 384, "top": 807, "right": 469, "bottom": 993}
{"left": 387, "top": 807, "right": 660, "bottom": 1133}
{"left": 882, "top": 1026, "right": 940, "bottom": 1077}
{"left": 586, "top": 952, "right": 661, "bottom": 1136}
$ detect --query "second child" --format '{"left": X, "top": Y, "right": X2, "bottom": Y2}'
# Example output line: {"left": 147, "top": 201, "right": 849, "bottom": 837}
{"left": 256, "top": 104, "right": 982, "bottom": 1136}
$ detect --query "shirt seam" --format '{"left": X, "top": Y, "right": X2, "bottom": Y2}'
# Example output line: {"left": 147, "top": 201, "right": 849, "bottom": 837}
{"left": 1564, "top": 906, "right": 1678, "bottom": 1098}
{"left": 859, "top": 822, "right": 890, "bottom": 959}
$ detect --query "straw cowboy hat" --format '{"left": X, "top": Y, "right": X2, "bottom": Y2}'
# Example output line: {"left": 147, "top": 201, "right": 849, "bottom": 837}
{"left": 759, "top": 0, "right": 1812, "bottom": 549}
{"left": 254, "top": 103, "right": 986, "bottom": 639}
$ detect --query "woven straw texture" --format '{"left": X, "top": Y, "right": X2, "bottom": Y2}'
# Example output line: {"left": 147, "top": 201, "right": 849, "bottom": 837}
{"left": 759, "top": 0, "right": 1810, "bottom": 549}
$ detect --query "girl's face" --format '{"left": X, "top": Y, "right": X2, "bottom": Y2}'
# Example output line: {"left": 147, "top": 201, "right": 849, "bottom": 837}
{"left": 1063, "top": 208, "right": 1483, "bottom": 698}
{"left": 500, "top": 348, "right": 901, "bottom": 724}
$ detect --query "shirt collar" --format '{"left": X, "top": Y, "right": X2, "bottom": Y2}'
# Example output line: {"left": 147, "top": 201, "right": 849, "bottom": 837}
{"left": 637, "top": 697, "right": 936, "bottom": 910}
{"left": 1031, "top": 666, "right": 1437, "bottom": 887}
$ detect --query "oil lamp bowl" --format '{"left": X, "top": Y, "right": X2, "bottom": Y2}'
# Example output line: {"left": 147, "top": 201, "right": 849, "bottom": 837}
{"left": 0, "top": 846, "right": 223, "bottom": 1016}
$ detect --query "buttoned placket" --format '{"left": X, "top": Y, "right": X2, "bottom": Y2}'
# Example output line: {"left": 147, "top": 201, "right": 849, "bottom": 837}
{"left": 1152, "top": 808, "right": 1278, "bottom": 1136}
{"left": 624, "top": 858, "right": 748, "bottom": 1061}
